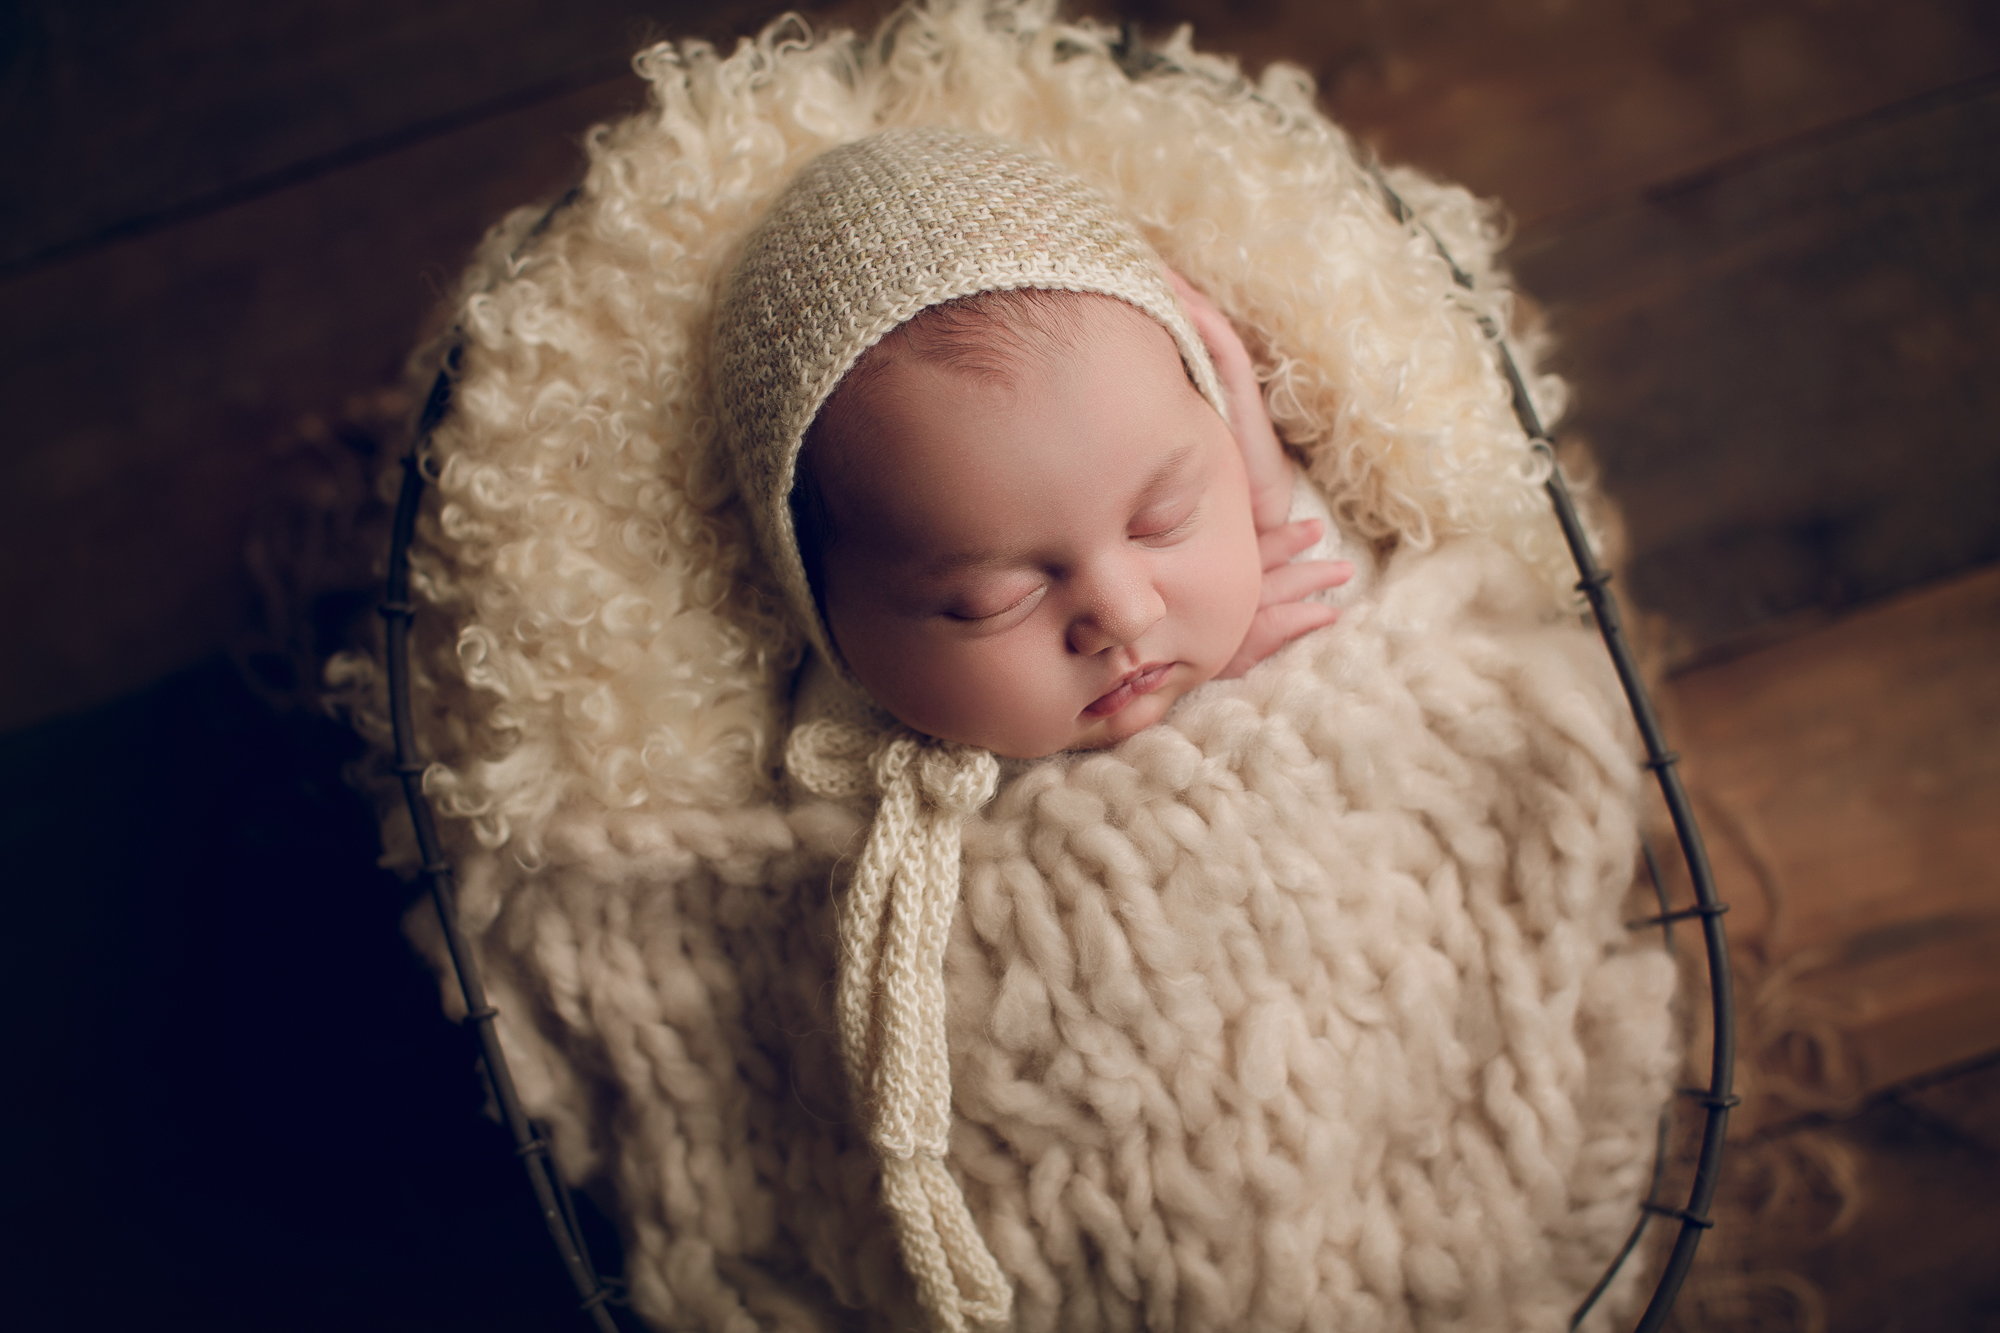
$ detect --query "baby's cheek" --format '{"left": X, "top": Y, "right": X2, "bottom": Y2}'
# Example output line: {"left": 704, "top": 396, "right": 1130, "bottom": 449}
{"left": 941, "top": 633, "right": 1079, "bottom": 758}
{"left": 1206, "top": 528, "right": 1265, "bottom": 669}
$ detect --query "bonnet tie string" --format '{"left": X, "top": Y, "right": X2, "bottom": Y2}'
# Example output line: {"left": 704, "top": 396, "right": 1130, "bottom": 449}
{"left": 786, "top": 718, "right": 1011, "bottom": 1333}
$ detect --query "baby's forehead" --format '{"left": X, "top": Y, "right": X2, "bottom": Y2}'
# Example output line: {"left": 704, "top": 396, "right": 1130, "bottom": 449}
{"left": 817, "top": 289, "right": 1191, "bottom": 445}
{"left": 857, "top": 287, "right": 1123, "bottom": 384}
{"left": 806, "top": 292, "right": 1226, "bottom": 537}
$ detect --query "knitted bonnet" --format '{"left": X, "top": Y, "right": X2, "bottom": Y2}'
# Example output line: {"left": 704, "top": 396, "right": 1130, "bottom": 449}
{"left": 715, "top": 124, "right": 1227, "bottom": 681}
{"left": 712, "top": 127, "right": 1228, "bottom": 1333}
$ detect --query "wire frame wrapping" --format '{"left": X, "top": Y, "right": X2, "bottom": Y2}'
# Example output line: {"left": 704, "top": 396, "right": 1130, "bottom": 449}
{"left": 1367, "top": 160, "right": 1737, "bottom": 1332}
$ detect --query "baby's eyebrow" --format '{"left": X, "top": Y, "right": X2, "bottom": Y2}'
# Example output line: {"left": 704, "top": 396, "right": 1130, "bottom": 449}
{"left": 1137, "top": 441, "right": 1199, "bottom": 500}
{"left": 919, "top": 547, "right": 1013, "bottom": 577}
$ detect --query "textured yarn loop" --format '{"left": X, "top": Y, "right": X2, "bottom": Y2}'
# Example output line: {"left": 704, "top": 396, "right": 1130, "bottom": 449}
{"left": 883, "top": 1154, "right": 1016, "bottom": 1333}
{"left": 784, "top": 717, "right": 879, "bottom": 799}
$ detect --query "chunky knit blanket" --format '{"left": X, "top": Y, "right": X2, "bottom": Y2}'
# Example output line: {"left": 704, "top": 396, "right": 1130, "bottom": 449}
{"left": 404, "top": 532, "right": 1674, "bottom": 1332}
{"left": 338, "top": 3, "right": 1680, "bottom": 1329}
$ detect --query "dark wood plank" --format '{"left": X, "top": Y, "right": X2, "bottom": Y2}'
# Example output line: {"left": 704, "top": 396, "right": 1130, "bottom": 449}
{"left": 1108, "top": 0, "right": 2000, "bottom": 225}
{"left": 1901, "top": 1053, "right": 2000, "bottom": 1153}
{"left": 22, "top": 0, "right": 1983, "bottom": 266}
{"left": 1661, "top": 565, "right": 2000, "bottom": 1123}
{"left": 0, "top": 76, "right": 643, "bottom": 730}
{"left": 1510, "top": 79, "right": 2000, "bottom": 662}
{"left": 0, "top": 0, "right": 888, "bottom": 271}
{"left": 0, "top": 659, "right": 620, "bottom": 1328}
{"left": 1683, "top": 1062, "right": 2000, "bottom": 1333}
{"left": 5, "top": 0, "right": 1995, "bottom": 725}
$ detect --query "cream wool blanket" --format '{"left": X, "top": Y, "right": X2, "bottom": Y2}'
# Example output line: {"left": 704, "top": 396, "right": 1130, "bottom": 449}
{"left": 340, "top": 3, "right": 1681, "bottom": 1328}
{"left": 410, "top": 536, "right": 1674, "bottom": 1332}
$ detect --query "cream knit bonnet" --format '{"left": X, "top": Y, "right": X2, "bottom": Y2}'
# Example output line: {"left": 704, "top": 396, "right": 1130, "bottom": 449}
{"left": 713, "top": 127, "right": 1228, "bottom": 1332}
{"left": 716, "top": 125, "right": 1227, "bottom": 681}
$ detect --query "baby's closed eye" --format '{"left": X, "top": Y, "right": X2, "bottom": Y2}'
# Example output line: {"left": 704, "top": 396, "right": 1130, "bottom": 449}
{"left": 944, "top": 580, "right": 1047, "bottom": 626}
{"left": 1130, "top": 498, "right": 1200, "bottom": 545}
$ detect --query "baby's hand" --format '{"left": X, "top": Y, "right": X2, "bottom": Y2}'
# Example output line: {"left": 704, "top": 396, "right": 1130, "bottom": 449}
{"left": 1169, "top": 270, "right": 1296, "bottom": 529}
{"left": 1169, "top": 270, "right": 1353, "bottom": 679}
{"left": 1216, "top": 518, "right": 1352, "bottom": 679}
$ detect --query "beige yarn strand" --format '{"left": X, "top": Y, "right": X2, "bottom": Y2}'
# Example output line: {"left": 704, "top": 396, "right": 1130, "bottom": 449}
{"left": 788, "top": 720, "right": 1010, "bottom": 1332}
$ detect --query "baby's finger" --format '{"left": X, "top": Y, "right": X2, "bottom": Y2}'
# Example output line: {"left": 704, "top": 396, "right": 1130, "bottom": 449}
{"left": 1261, "top": 558, "right": 1353, "bottom": 607}
{"left": 1167, "top": 270, "right": 1232, "bottom": 350}
{"left": 1167, "top": 269, "right": 1295, "bottom": 529}
{"left": 1171, "top": 273, "right": 1258, "bottom": 403}
{"left": 1216, "top": 602, "right": 1341, "bottom": 680}
{"left": 1258, "top": 518, "right": 1327, "bottom": 569}
{"left": 1192, "top": 302, "right": 1252, "bottom": 385}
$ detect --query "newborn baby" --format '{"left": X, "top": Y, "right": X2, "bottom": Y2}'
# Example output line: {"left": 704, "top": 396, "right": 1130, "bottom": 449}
{"left": 793, "top": 278, "right": 1354, "bottom": 758}
{"left": 712, "top": 124, "right": 1375, "bottom": 1329}
{"left": 377, "top": 22, "right": 1675, "bottom": 1319}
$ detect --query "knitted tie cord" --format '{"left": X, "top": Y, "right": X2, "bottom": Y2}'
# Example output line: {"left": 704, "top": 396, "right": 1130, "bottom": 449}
{"left": 786, "top": 709, "right": 1010, "bottom": 1332}
{"left": 721, "top": 126, "right": 1242, "bottom": 1329}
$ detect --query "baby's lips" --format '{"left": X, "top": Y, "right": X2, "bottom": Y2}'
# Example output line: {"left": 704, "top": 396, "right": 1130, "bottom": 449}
{"left": 1083, "top": 661, "right": 1173, "bottom": 718}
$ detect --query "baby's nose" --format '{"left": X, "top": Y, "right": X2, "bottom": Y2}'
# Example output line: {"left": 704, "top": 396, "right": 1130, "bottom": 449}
{"left": 1067, "top": 559, "right": 1166, "bottom": 655}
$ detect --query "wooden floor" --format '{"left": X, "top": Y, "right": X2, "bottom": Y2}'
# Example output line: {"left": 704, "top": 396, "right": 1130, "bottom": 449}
{"left": 3, "top": 0, "right": 1995, "bottom": 1327}
{"left": 1654, "top": 567, "right": 2000, "bottom": 1330}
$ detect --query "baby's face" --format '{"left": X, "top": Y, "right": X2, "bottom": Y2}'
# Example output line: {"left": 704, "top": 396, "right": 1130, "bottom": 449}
{"left": 812, "top": 296, "right": 1263, "bottom": 759}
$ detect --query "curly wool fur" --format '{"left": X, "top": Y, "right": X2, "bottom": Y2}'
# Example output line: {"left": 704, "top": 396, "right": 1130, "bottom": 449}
{"left": 332, "top": 2, "right": 1671, "bottom": 1328}
{"left": 337, "top": 0, "right": 1585, "bottom": 849}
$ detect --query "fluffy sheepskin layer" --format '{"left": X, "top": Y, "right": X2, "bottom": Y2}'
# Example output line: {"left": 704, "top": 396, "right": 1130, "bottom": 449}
{"left": 333, "top": 2, "right": 1674, "bottom": 1328}
{"left": 338, "top": 0, "right": 1586, "bottom": 845}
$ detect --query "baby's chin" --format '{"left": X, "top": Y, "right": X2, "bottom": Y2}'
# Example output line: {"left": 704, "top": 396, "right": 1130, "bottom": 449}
{"left": 923, "top": 690, "right": 1178, "bottom": 760}
{"left": 876, "top": 664, "right": 1213, "bottom": 759}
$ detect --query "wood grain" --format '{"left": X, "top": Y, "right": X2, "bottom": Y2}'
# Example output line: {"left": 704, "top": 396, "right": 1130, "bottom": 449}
{"left": 0, "top": 76, "right": 643, "bottom": 729}
{"left": 1660, "top": 564, "right": 2000, "bottom": 1124}
{"left": 1680, "top": 1063, "right": 2000, "bottom": 1333}
{"left": 0, "top": 0, "right": 830, "bottom": 270}
{"left": 1512, "top": 78, "right": 2000, "bottom": 663}
{"left": 1103, "top": 0, "right": 2000, "bottom": 224}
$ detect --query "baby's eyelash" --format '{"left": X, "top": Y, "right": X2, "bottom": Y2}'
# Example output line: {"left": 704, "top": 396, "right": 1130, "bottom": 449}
{"left": 1133, "top": 503, "right": 1200, "bottom": 544}
{"left": 946, "top": 583, "right": 1046, "bottom": 624}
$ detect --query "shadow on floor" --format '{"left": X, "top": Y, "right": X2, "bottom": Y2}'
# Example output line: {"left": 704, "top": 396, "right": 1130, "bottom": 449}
{"left": 0, "top": 658, "right": 623, "bottom": 1330}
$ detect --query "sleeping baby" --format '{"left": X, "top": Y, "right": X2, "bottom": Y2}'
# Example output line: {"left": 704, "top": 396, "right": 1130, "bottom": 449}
{"left": 722, "top": 127, "right": 1369, "bottom": 763}
{"left": 793, "top": 276, "right": 1357, "bottom": 757}
{"left": 714, "top": 125, "right": 1378, "bottom": 1330}
{"left": 375, "top": 32, "right": 1677, "bottom": 1323}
